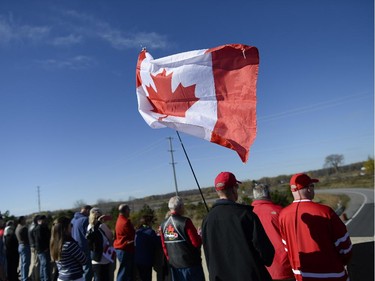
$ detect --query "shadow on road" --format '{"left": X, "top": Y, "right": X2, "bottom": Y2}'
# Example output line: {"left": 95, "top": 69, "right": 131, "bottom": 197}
{"left": 348, "top": 241, "right": 374, "bottom": 281}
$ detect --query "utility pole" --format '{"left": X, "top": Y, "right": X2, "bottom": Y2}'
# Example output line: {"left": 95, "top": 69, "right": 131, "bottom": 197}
{"left": 167, "top": 137, "right": 179, "bottom": 196}
{"left": 37, "top": 186, "right": 41, "bottom": 212}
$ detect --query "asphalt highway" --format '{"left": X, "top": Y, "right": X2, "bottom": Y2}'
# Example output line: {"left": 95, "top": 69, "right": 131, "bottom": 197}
{"left": 316, "top": 188, "right": 374, "bottom": 281}
{"left": 316, "top": 188, "right": 374, "bottom": 238}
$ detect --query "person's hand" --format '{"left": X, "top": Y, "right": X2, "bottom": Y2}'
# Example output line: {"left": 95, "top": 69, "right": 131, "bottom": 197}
{"left": 98, "top": 215, "right": 112, "bottom": 222}
{"left": 197, "top": 227, "right": 202, "bottom": 236}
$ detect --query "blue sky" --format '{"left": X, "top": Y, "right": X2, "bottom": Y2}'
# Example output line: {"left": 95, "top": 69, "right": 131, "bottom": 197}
{"left": 0, "top": 0, "right": 373, "bottom": 216}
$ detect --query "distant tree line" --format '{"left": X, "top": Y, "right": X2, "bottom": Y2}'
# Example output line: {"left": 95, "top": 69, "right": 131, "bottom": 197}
{"left": 1, "top": 158, "right": 372, "bottom": 225}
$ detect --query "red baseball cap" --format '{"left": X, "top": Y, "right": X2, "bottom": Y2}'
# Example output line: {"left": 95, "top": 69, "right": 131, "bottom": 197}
{"left": 290, "top": 173, "right": 319, "bottom": 191}
{"left": 215, "top": 172, "right": 242, "bottom": 191}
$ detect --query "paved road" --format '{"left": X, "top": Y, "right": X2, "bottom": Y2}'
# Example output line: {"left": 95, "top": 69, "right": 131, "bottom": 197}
{"left": 343, "top": 189, "right": 374, "bottom": 238}
{"left": 344, "top": 188, "right": 374, "bottom": 281}
{"left": 316, "top": 188, "right": 374, "bottom": 281}
{"left": 316, "top": 188, "right": 374, "bottom": 237}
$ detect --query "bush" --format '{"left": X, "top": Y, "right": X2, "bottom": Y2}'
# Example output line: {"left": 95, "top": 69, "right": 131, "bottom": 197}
{"left": 271, "top": 190, "right": 293, "bottom": 207}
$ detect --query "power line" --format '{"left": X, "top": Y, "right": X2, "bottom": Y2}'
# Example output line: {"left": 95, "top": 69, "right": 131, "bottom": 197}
{"left": 259, "top": 92, "right": 371, "bottom": 122}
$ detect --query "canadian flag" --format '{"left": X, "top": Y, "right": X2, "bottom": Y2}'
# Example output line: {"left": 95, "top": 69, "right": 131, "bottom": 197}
{"left": 136, "top": 44, "right": 259, "bottom": 163}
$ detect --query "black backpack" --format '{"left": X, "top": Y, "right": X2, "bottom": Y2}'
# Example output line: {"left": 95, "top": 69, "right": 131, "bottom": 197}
{"left": 86, "top": 221, "right": 103, "bottom": 262}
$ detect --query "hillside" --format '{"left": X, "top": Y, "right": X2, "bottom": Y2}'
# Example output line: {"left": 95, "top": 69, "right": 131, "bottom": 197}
{"left": 98, "top": 160, "right": 373, "bottom": 212}
{"left": 72, "top": 160, "right": 373, "bottom": 227}
{"left": 4, "top": 160, "right": 372, "bottom": 226}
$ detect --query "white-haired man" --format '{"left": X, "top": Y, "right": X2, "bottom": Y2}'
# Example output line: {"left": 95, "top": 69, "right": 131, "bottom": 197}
{"left": 160, "top": 196, "right": 205, "bottom": 281}
{"left": 252, "top": 184, "right": 294, "bottom": 281}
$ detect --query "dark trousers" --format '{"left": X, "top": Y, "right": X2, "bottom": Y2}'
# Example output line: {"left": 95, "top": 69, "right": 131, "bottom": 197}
{"left": 92, "top": 263, "right": 111, "bottom": 281}
{"left": 6, "top": 253, "right": 19, "bottom": 281}
{"left": 136, "top": 264, "right": 152, "bottom": 281}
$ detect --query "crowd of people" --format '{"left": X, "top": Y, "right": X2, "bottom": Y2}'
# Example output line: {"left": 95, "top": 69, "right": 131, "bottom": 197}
{"left": 0, "top": 172, "right": 353, "bottom": 281}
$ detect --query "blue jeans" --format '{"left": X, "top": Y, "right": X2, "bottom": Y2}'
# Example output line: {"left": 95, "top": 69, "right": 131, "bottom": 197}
{"left": 115, "top": 249, "right": 134, "bottom": 281}
{"left": 170, "top": 264, "right": 205, "bottom": 281}
{"left": 38, "top": 251, "right": 51, "bottom": 281}
{"left": 18, "top": 244, "right": 31, "bottom": 281}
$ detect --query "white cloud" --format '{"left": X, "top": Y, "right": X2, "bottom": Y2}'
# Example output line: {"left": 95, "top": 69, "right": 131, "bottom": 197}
{"left": 0, "top": 10, "right": 169, "bottom": 50}
{"left": 0, "top": 17, "right": 13, "bottom": 45}
{"left": 18, "top": 25, "right": 50, "bottom": 42}
{"left": 0, "top": 15, "right": 50, "bottom": 45}
{"left": 35, "top": 55, "right": 96, "bottom": 70}
{"left": 51, "top": 34, "right": 82, "bottom": 47}
{"left": 62, "top": 10, "right": 169, "bottom": 50}
{"left": 98, "top": 30, "right": 168, "bottom": 50}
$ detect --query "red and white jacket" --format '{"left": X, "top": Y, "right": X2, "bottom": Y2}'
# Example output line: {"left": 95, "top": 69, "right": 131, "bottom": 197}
{"left": 279, "top": 200, "right": 352, "bottom": 281}
{"left": 252, "top": 200, "right": 294, "bottom": 280}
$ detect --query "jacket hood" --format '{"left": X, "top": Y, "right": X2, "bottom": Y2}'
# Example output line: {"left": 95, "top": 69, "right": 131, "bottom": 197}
{"left": 73, "top": 212, "right": 86, "bottom": 219}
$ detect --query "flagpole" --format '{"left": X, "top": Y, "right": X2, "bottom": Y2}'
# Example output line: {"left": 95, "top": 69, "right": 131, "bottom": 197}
{"left": 175, "top": 131, "right": 209, "bottom": 213}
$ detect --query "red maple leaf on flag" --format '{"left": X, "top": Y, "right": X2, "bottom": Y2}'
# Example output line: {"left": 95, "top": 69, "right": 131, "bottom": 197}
{"left": 146, "top": 69, "right": 199, "bottom": 119}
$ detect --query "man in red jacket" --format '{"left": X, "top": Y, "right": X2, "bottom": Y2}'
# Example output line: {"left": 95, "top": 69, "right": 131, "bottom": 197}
{"left": 252, "top": 184, "right": 294, "bottom": 281}
{"left": 279, "top": 173, "right": 352, "bottom": 281}
{"left": 114, "top": 204, "right": 135, "bottom": 281}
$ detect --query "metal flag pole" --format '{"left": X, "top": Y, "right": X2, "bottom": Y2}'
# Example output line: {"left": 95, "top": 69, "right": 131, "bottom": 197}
{"left": 175, "top": 131, "right": 209, "bottom": 213}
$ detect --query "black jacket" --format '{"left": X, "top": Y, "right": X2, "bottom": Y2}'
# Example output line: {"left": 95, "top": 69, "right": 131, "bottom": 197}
{"left": 161, "top": 214, "right": 201, "bottom": 268}
{"left": 202, "top": 199, "right": 274, "bottom": 281}
{"left": 34, "top": 224, "right": 50, "bottom": 253}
